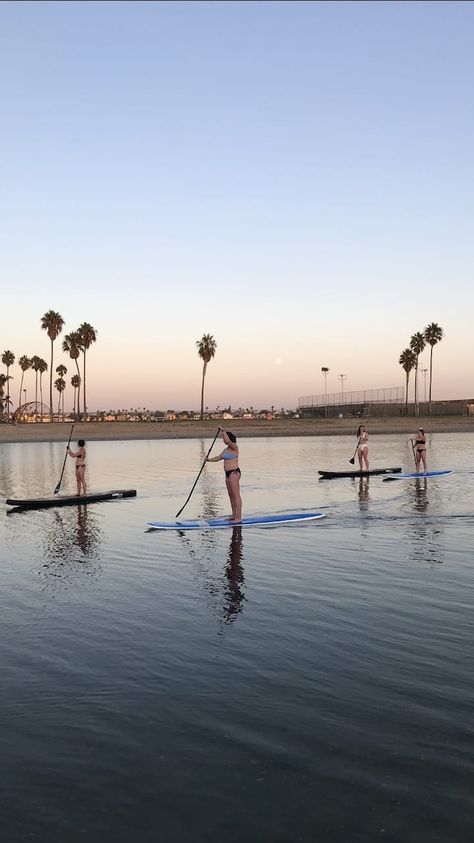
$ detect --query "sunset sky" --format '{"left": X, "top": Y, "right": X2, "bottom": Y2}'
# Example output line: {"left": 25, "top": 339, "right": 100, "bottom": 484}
{"left": 1, "top": 1, "right": 473, "bottom": 410}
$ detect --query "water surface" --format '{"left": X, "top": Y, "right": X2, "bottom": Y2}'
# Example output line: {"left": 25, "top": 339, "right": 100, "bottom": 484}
{"left": 1, "top": 434, "right": 473, "bottom": 842}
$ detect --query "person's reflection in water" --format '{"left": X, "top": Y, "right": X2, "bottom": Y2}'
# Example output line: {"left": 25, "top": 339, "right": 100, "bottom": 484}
{"left": 409, "top": 478, "right": 443, "bottom": 564}
{"left": 222, "top": 527, "right": 245, "bottom": 624}
{"left": 74, "top": 505, "right": 98, "bottom": 555}
{"left": 41, "top": 506, "right": 102, "bottom": 586}
{"left": 414, "top": 478, "right": 429, "bottom": 513}
{"left": 358, "top": 477, "right": 370, "bottom": 509}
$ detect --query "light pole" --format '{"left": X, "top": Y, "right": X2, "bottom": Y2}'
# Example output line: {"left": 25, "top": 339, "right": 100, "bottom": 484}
{"left": 338, "top": 374, "right": 347, "bottom": 405}
{"left": 321, "top": 366, "right": 330, "bottom": 418}
{"left": 420, "top": 368, "right": 428, "bottom": 404}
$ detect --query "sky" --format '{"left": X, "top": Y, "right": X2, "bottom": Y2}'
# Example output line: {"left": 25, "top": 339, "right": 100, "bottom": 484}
{"left": 1, "top": 0, "right": 473, "bottom": 411}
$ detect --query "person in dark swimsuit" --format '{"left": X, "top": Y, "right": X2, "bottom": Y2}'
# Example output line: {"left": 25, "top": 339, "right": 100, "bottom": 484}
{"left": 414, "top": 428, "right": 427, "bottom": 473}
{"left": 67, "top": 438, "right": 87, "bottom": 496}
{"left": 206, "top": 429, "right": 242, "bottom": 522}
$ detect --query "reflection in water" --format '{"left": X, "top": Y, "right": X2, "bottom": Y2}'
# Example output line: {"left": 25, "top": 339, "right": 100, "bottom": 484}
{"left": 413, "top": 478, "right": 428, "bottom": 513}
{"left": 223, "top": 528, "right": 245, "bottom": 624}
{"left": 409, "top": 479, "right": 444, "bottom": 565}
{"left": 40, "top": 505, "right": 103, "bottom": 586}
{"left": 178, "top": 526, "right": 246, "bottom": 625}
{"left": 199, "top": 440, "right": 221, "bottom": 519}
{"left": 357, "top": 478, "right": 370, "bottom": 508}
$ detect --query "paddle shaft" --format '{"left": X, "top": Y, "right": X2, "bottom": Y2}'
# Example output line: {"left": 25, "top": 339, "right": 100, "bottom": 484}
{"left": 349, "top": 439, "right": 361, "bottom": 464}
{"left": 410, "top": 439, "right": 417, "bottom": 469}
{"left": 176, "top": 428, "right": 221, "bottom": 518}
{"left": 54, "top": 424, "right": 75, "bottom": 494}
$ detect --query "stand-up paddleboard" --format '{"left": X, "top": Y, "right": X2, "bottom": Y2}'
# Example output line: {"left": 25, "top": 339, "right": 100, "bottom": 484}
{"left": 146, "top": 512, "right": 326, "bottom": 531}
{"left": 6, "top": 490, "right": 137, "bottom": 511}
{"left": 383, "top": 470, "right": 453, "bottom": 482}
{"left": 318, "top": 467, "right": 402, "bottom": 479}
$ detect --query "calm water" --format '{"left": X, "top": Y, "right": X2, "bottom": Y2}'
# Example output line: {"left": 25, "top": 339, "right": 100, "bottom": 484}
{"left": 1, "top": 433, "right": 473, "bottom": 842}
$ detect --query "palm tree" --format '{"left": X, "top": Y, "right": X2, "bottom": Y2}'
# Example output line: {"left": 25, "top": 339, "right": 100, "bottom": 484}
{"left": 56, "top": 365, "right": 67, "bottom": 418}
{"left": 409, "top": 332, "right": 426, "bottom": 416}
{"left": 38, "top": 359, "right": 48, "bottom": 416}
{"left": 71, "top": 374, "right": 80, "bottom": 417}
{"left": 0, "top": 373, "right": 6, "bottom": 417}
{"left": 40, "top": 310, "right": 64, "bottom": 421}
{"left": 62, "top": 331, "right": 82, "bottom": 418}
{"left": 30, "top": 356, "right": 42, "bottom": 418}
{"left": 77, "top": 323, "right": 97, "bottom": 421}
{"left": 2, "top": 350, "right": 15, "bottom": 422}
{"left": 54, "top": 377, "right": 66, "bottom": 416}
{"left": 18, "top": 356, "right": 32, "bottom": 408}
{"left": 399, "top": 349, "right": 416, "bottom": 416}
{"left": 196, "top": 334, "right": 217, "bottom": 419}
{"left": 423, "top": 322, "right": 444, "bottom": 413}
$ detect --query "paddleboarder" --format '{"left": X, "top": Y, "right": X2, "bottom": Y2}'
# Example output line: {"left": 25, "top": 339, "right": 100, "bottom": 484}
{"left": 414, "top": 428, "right": 427, "bottom": 473}
{"left": 67, "top": 439, "right": 87, "bottom": 496}
{"left": 357, "top": 425, "right": 369, "bottom": 471}
{"left": 206, "top": 429, "right": 242, "bottom": 522}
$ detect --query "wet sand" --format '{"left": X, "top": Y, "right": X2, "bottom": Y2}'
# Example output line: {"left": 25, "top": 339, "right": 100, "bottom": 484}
{"left": 1, "top": 416, "right": 474, "bottom": 444}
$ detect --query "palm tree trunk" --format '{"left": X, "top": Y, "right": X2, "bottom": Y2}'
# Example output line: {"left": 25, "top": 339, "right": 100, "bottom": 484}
{"left": 35, "top": 372, "right": 38, "bottom": 421}
{"left": 40, "top": 374, "right": 44, "bottom": 417}
{"left": 200, "top": 361, "right": 207, "bottom": 419}
{"left": 6, "top": 367, "right": 10, "bottom": 422}
{"left": 414, "top": 359, "right": 419, "bottom": 416}
{"left": 82, "top": 350, "right": 87, "bottom": 421}
{"left": 19, "top": 371, "right": 24, "bottom": 410}
{"left": 405, "top": 372, "right": 409, "bottom": 416}
{"left": 49, "top": 339, "right": 54, "bottom": 422}
{"left": 428, "top": 344, "right": 434, "bottom": 414}
{"left": 75, "top": 359, "right": 81, "bottom": 419}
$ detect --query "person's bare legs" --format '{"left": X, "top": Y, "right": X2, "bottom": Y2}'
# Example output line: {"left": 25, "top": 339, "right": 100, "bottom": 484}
{"left": 362, "top": 447, "right": 369, "bottom": 471}
{"left": 421, "top": 450, "right": 427, "bottom": 472}
{"left": 358, "top": 450, "right": 363, "bottom": 471}
{"left": 77, "top": 466, "right": 87, "bottom": 496}
{"left": 227, "top": 473, "right": 242, "bottom": 522}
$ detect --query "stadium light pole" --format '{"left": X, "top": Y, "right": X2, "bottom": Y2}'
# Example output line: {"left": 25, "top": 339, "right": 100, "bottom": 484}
{"left": 321, "top": 366, "right": 329, "bottom": 418}
{"left": 338, "top": 373, "right": 347, "bottom": 405}
{"left": 420, "top": 368, "right": 428, "bottom": 404}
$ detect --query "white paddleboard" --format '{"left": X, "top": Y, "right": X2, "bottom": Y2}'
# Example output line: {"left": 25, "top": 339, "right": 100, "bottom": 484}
{"left": 146, "top": 512, "right": 326, "bottom": 531}
{"left": 383, "top": 470, "right": 453, "bottom": 482}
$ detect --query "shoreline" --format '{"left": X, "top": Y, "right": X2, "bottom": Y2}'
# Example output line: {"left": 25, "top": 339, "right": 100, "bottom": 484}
{"left": 1, "top": 416, "right": 474, "bottom": 444}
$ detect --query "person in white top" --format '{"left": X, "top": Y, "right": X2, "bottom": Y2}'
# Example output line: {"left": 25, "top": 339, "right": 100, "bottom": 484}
{"left": 357, "top": 425, "right": 369, "bottom": 471}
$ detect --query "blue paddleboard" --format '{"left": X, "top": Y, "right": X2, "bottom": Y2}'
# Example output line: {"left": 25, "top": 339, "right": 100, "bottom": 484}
{"left": 146, "top": 512, "right": 326, "bottom": 531}
{"left": 383, "top": 470, "right": 453, "bottom": 482}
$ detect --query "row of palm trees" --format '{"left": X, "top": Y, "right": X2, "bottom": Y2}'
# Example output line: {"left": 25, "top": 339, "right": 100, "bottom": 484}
{"left": 1, "top": 312, "right": 97, "bottom": 422}
{"left": 399, "top": 322, "right": 444, "bottom": 416}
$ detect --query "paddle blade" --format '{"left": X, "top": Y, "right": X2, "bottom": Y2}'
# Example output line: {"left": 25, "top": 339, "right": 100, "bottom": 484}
{"left": 349, "top": 457, "right": 355, "bottom": 465}
{"left": 53, "top": 482, "right": 61, "bottom": 495}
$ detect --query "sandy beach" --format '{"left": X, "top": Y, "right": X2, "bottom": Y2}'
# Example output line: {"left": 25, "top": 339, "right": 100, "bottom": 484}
{"left": 1, "top": 416, "right": 474, "bottom": 444}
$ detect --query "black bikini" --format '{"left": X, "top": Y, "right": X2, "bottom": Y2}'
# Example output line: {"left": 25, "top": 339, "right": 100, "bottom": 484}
{"left": 225, "top": 468, "right": 241, "bottom": 479}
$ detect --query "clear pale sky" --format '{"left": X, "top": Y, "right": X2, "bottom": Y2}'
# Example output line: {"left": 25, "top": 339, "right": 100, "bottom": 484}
{"left": 1, "top": 1, "right": 473, "bottom": 411}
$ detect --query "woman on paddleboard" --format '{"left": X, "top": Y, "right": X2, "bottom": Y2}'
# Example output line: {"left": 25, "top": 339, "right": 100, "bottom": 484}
{"left": 206, "top": 429, "right": 242, "bottom": 522}
{"left": 357, "top": 425, "right": 369, "bottom": 471}
{"left": 67, "top": 439, "right": 87, "bottom": 496}
{"left": 414, "top": 428, "right": 427, "bottom": 473}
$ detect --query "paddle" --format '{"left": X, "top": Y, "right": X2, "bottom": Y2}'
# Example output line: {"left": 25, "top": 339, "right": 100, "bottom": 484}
{"left": 349, "top": 439, "right": 361, "bottom": 465}
{"left": 410, "top": 438, "right": 417, "bottom": 470}
{"left": 54, "top": 424, "right": 75, "bottom": 495}
{"left": 176, "top": 427, "right": 221, "bottom": 518}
